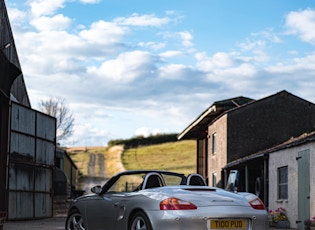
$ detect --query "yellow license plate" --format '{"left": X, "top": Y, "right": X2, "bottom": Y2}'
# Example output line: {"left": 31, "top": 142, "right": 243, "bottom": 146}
{"left": 210, "top": 219, "right": 246, "bottom": 229}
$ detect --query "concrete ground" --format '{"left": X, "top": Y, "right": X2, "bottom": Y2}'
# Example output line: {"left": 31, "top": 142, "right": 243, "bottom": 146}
{"left": 3, "top": 216, "right": 66, "bottom": 230}
{"left": 2, "top": 217, "right": 295, "bottom": 230}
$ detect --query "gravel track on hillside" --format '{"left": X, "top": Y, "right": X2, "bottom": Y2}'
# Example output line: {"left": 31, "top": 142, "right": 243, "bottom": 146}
{"left": 80, "top": 146, "right": 125, "bottom": 194}
{"left": 88, "top": 153, "right": 96, "bottom": 177}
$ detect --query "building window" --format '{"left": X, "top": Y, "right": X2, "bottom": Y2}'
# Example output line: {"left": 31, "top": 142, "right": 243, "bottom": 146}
{"left": 212, "top": 172, "right": 217, "bottom": 187}
{"left": 278, "top": 166, "right": 288, "bottom": 200}
{"left": 212, "top": 133, "right": 216, "bottom": 154}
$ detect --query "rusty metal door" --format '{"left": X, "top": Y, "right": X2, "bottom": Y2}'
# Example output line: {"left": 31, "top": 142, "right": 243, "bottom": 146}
{"left": 7, "top": 102, "right": 56, "bottom": 220}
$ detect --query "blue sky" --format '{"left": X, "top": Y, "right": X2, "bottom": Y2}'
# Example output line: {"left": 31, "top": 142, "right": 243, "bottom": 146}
{"left": 5, "top": 0, "right": 315, "bottom": 146}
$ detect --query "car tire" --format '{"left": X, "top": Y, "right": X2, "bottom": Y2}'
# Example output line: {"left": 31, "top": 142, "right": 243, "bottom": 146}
{"left": 65, "top": 209, "right": 86, "bottom": 230}
{"left": 129, "top": 211, "right": 153, "bottom": 230}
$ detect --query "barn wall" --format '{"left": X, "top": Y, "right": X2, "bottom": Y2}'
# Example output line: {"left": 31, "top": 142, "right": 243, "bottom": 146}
{"left": 208, "top": 114, "right": 228, "bottom": 187}
{"left": 227, "top": 92, "right": 315, "bottom": 162}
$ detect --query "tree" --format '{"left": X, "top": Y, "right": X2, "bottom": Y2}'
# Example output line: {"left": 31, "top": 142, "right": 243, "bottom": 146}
{"left": 38, "top": 97, "right": 75, "bottom": 144}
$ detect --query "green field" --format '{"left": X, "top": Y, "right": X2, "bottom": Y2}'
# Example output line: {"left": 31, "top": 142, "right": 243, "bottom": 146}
{"left": 122, "top": 140, "right": 196, "bottom": 175}
{"left": 68, "top": 140, "right": 196, "bottom": 180}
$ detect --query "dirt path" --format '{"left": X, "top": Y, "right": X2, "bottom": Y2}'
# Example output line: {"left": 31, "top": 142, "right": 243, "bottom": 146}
{"left": 105, "top": 145, "right": 125, "bottom": 176}
{"left": 80, "top": 146, "right": 125, "bottom": 194}
{"left": 88, "top": 153, "right": 96, "bottom": 177}
{"left": 98, "top": 154, "right": 105, "bottom": 178}
{"left": 87, "top": 153, "right": 105, "bottom": 177}
{"left": 81, "top": 153, "right": 105, "bottom": 194}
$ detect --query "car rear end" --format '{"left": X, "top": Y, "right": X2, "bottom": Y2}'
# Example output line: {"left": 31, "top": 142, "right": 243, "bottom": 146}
{"left": 145, "top": 186, "right": 268, "bottom": 230}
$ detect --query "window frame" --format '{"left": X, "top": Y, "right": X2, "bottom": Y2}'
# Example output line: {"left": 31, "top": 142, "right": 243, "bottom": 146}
{"left": 278, "top": 166, "right": 288, "bottom": 200}
{"left": 212, "top": 172, "right": 217, "bottom": 187}
{"left": 212, "top": 133, "right": 217, "bottom": 155}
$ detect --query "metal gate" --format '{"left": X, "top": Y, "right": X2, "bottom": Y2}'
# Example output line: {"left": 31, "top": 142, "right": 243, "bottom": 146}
{"left": 8, "top": 102, "right": 56, "bottom": 220}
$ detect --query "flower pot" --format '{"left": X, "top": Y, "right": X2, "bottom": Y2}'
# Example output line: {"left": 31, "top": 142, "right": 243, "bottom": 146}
{"left": 269, "top": 221, "right": 276, "bottom": 227}
{"left": 275, "top": 220, "right": 290, "bottom": 229}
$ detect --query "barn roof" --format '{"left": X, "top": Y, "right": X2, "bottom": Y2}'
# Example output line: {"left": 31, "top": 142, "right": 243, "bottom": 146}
{"left": 177, "top": 96, "right": 254, "bottom": 140}
{"left": 225, "top": 131, "right": 315, "bottom": 168}
{"left": 0, "top": 0, "right": 30, "bottom": 106}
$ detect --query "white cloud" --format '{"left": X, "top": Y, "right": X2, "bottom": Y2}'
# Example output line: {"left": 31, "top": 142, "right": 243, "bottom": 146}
{"left": 79, "top": 20, "right": 128, "bottom": 45}
{"left": 178, "top": 31, "right": 193, "bottom": 47}
{"left": 217, "top": 63, "right": 257, "bottom": 78}
{"left": 138, "top": 41, "right": 166, "bottom": 50}
{"left": 28, "top": 0, "right": 67, "bottom": 17}
{"left": 238, "top": 39, "right": 266, "bottom": 52}
{"left": 159, "top": 50, "right": 183, "bottom": 58}
{"left": 79, "top": 0, "right": 101, "bottom": 4}
{"left": 7, "top": 7, "right": 27, "bottom": 22}
{"left": 194, "top": 51, "right": 257, "bottom": 90}
{"left": 251, "top": 29, "right": 282, "bottom": 44}
{"left": 11, "top": 18, "right": 130, "bottom": 75}
{"left": 87, "top": 51, "right": 156, "bottom": 83}
{"left": 14, "top": 30, "right": 87, "bottom": 75}
{"left": 236, "top": 30, "right": 277, "bottom": 63}
{"left": 8, "top": 1, "right": 315, "bottom": 147}
{"left": 114, "top": 13, "right": 170, "bottom": 27}
{"left": 158, "top": 64, "right": 194, "bottom": 80}
{"left": 267, "top": 52, "right": 315, "bottom": 74}
{"left": 285, "top": 8, "right": 315, "bottom": 44}
{"left": 195, "top": 52, "right": 235, "bottom": 71}
{"left": 30, "top": 14, "right": 72, "bottom": 31}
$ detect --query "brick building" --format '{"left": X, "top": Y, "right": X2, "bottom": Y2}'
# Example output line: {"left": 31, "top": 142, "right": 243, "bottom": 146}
{"left": 178, "top": 90, "right": 315, "bottom": 207}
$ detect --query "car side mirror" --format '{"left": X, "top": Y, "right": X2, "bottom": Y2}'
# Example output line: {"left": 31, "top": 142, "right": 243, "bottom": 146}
{"left": 91, "top": 185, "right": 102, "bottom": 194}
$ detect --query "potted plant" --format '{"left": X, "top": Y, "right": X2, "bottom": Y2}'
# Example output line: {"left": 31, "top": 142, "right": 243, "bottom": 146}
{"left": 270, "top": 207, "right": 290, "bottom": 229}
{"left": 304, "top": 217, "right": 315, "bottom": 230}
{"left": 268, "top": 210, "right": 275, "bottom": 227}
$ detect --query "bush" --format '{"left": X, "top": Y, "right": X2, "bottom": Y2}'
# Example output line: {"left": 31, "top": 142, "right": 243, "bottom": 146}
{"left": 108, "top": 133, "right": 178, "bottom": 149}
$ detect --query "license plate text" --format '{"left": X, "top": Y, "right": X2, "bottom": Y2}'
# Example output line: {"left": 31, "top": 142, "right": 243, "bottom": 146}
{"left": 210, "top": 219, "right": 246, "bottom": 229}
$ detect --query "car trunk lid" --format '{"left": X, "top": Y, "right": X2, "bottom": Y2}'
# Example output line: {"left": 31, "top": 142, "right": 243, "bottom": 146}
{"left": 160, "top": 186, "right": 251, "bottom": 207}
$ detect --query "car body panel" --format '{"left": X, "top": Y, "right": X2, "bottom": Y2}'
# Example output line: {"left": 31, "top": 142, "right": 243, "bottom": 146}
{"left": 66, "top": 170, "right": 268, "bottom": 230}
{"left": 83, "top": 194, "right": 124, "bottom": 229}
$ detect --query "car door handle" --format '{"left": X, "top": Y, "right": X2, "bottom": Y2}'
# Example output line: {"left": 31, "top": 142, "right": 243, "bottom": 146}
{"left": 114, "top": 202, "right": 119, "bottom": 207}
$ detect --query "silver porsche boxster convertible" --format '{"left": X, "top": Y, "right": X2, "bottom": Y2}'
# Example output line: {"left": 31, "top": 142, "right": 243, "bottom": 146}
{"left": 65, "top": 170, "right": 268, "bottom": 230}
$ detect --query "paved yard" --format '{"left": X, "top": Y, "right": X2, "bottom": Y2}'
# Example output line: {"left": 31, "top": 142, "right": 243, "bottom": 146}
{"left": 3, "top": 217, "right": 296, "bottom": 230}
{"left": 3, "top": 216, "right": 66, "bottom": 230}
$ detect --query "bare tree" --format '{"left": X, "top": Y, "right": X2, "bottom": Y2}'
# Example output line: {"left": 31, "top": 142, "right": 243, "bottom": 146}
{"left": 38, "top": 97, "right": 75, "bottom": 143}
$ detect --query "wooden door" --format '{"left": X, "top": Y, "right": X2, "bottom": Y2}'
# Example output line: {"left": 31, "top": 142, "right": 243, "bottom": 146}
{"left": 297, "top": 150, "right": 310, "bottom": 230}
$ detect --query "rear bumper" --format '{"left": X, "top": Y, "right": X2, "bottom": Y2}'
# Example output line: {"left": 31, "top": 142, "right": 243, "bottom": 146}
{"left": 146, "top": 206, "right": 268, "bottom": 230}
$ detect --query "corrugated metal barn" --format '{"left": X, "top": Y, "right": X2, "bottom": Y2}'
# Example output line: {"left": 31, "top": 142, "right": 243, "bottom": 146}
{"left": 0, "top": 0, "right": 57, "bottom": 220}
{"left": 8, "top": 102, "right": 56, "bottom": 219}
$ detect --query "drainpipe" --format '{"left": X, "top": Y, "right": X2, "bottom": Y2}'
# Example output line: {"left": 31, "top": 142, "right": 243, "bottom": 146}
{"left": 245, "top": 165, "right": 248, "bottom": 192}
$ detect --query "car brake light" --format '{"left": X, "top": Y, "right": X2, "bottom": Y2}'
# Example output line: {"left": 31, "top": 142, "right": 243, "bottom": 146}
{"left": 160, "top": 198, "right": 197, "bottom": 210}
{"left": 249, "top": 198, "right": 265, "bottom": 210}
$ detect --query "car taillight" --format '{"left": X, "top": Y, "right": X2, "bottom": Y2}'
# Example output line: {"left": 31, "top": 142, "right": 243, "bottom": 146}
{"left": 249, "top": 198, "right": 265, "bottom": 210}
{"left": 160, "top": 198, "right": 197, "bottom": 210}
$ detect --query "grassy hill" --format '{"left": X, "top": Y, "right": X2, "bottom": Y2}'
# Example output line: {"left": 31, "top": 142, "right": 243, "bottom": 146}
{"left": 122, "top": 140, "right": 196, "bottom": 175}
{"left": 67, "top": 140, "right": 196, "bottom": 183}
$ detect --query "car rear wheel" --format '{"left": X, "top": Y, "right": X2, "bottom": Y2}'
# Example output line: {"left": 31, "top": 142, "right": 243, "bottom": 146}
{"left": 130, "top": 211, "right": 153, "bottom": 230}
{"left": 66, "top": 209, "right": 86, "bottom": 230}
